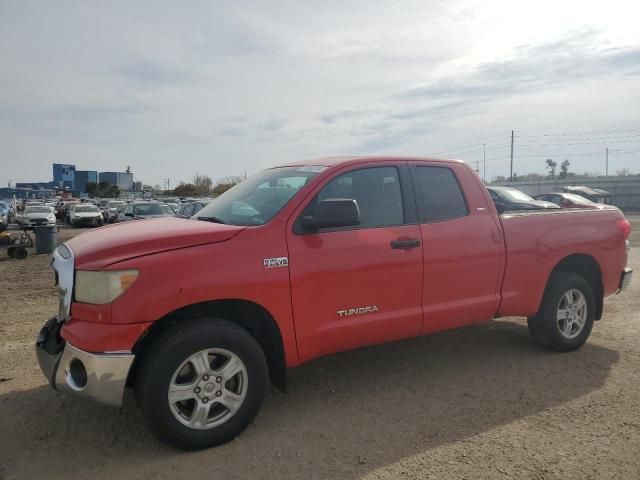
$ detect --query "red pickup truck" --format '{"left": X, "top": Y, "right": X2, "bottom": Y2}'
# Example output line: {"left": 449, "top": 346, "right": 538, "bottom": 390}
{"left": 36, "top": 156, "right": 632, "bottom": 450}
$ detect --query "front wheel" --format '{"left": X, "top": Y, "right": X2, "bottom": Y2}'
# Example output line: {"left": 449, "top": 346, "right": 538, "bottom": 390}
{"left": 527, "top": 272, "right": 595, "bottom": 352}
{"left": 135, "top": 318, "right": 268, "bottom": 450}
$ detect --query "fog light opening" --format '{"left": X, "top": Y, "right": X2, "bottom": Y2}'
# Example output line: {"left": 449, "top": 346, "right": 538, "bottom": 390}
{"left": 67, "top": 358, "right": 88, "bottom": 390}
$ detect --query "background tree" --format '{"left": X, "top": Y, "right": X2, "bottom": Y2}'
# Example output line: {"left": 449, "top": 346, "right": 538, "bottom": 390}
{"left": 107, "top": 185, "right": 120, "bottom": 197}
{"left": 193, "top": 174, "right": 213, "bottom": 196}
{"left": 212, "top": 175, "right": 243, "bottom": 196}
{"left": 85, "top": 182, "right": 98, "bottom": 197}
{"left": 545, "top": 159, "right": 557, "bottom": 178}
{"left": 172, "top": 182, "right": 199, "bottom": 197}
{"left": 559, "top": 160, "right": 570, "bottom": 179}
{"left": 85, "top": 181, "right": 119, "bottom": 198}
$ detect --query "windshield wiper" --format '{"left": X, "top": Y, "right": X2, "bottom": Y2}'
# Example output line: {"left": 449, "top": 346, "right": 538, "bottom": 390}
{"left": 197, "top": 216, "right": 228, "bottom": 225}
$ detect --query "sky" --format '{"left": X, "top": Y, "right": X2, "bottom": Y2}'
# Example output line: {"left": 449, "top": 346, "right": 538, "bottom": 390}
{"left": 1, "top": 0, "right": 639, "bottom": 188}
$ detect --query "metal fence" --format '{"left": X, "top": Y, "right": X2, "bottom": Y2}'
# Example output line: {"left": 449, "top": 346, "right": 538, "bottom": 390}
{"left": 491, "top": 177, "right": 640, "bottom": 211}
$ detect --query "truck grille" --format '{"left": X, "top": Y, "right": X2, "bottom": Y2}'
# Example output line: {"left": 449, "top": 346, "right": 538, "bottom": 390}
{"left": 51, "top": 244, "right": 74, "bottom": 321}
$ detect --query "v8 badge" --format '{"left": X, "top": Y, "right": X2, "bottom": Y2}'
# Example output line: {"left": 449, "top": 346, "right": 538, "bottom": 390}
{"left": 263, "top": 257, "right": 289, "bottom": 269}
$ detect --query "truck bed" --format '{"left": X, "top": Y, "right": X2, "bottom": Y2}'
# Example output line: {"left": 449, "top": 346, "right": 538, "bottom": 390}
{"left": 497, "top": 206, "right": 627, "bottom": 317}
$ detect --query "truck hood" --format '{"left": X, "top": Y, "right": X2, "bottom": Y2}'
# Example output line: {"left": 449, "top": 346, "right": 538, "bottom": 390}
{"left": 67, "top": 217, "right": 246, "bottom": 269}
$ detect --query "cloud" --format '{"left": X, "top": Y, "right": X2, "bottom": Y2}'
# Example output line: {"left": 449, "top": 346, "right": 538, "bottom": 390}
{"left": 395, "top": 30, "right": 640, "bottom": 102}
{"left": 1, "top": 2, "right": 639, "bottom": 185}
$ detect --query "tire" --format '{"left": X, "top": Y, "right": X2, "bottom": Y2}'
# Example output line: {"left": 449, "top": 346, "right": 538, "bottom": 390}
{"left": 135, "top": 317, "right": 268, "bottom": 450}
{"left": 527, "top": 272, "right": 595, "bottom": 352}
{"left": 7, "top": 246, "right": 16, "bottom": 258}
{"left": 14, "top": 247, "right": 28, "bottom": 260}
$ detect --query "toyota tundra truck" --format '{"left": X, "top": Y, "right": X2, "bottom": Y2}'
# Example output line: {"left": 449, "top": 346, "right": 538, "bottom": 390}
{"left": 36, "top": 156, "right": 633, "bottom": 450}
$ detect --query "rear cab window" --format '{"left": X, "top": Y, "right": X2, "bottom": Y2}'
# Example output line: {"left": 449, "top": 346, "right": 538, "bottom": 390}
{"left": 413, "top": 166, "right": 468, "bottom": 222}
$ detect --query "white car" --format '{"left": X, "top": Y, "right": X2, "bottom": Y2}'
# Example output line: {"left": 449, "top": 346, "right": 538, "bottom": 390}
{"left": 69, "top": 204, "right": 104, "bottom": 228}
{"left": 19, "top": 205, "right": 56, "bottom": 228}
{"left": 105, "top": 200, "right": 126, "bottom": 223}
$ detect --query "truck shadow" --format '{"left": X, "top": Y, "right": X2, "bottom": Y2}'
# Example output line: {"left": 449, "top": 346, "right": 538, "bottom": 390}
{"left": 0, "top": 319, "right": 619, "bottom": 479}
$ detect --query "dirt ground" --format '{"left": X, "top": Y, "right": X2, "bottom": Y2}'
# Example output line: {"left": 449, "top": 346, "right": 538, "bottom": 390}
{"left": 1, "top": 218, "right": 639, "bottom": 480}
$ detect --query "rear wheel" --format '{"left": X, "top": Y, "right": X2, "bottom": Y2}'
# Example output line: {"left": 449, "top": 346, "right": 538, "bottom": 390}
{"left": 135, "top": 318, "right": 268, "bottom": 450}
{"left": 527, "top": 272, "right": 595, "bottom": 352}
{"left": 14, "top": 247, "right": 28, "bottom": 260}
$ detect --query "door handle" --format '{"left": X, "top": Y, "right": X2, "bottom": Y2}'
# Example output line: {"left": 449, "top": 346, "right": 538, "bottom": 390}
{"left": 390, "top": 238, "right": 421, "bottom": 249}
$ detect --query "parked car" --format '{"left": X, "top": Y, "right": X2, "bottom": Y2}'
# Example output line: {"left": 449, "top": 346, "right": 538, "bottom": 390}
{"left": 534, "top": 192, "right": 604, "bottom": 209}
{"left": 69, "top": 204, "right": 103, "bottom": 227}
{"left": 37, "top": 156, "right": 632, "bottom": 450}
{"left": 563, "top": 186, "right": 612, "bottom": 204}
{"left": 56, "top": 200, "right": 79, "bottom": 220}
{"left": 104, "top": 200, "right": 127, "bottom": 223}
{"left": 117, "top": 202, "right": 175, "bottom": 222}
{"left": 0, "top": 201, "right": 10, "bottom": 231}
{"left": 176, "top": 199, "right": 211, "bottom": 218}
{"left": 487, "top": 186, "right": 560, "bottom": 213}
{"left": 18, "top": 205, "right": 56, "bottom": 228}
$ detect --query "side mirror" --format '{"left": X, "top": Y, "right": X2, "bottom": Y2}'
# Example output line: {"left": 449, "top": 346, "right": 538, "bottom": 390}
{"left": 301, "top": 198, "right": 360, "bottom": 231}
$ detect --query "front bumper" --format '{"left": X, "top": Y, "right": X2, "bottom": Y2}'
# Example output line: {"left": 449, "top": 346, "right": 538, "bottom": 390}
{"left": 618, "top": 267, "right": 633, "bottom": 293}
{"left": 73, "top": 217, "right": 102, "bottom": 225}
{"left": 36, "top": 317, "right": 134, "bottom": 407}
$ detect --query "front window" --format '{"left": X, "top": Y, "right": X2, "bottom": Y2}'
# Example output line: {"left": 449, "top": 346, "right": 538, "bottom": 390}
{"left": 564, "top": 194, "right": 594, "bottom": 205}
{"left": 24, "top": 207, "right": 51, "bottom": 213}
{"left": 25, "top": 206, "right": 52, "bottom": 214}
{"left": 75, "top": 205, "right": 99, "bottom": 213}
{"left": 500, "top": 189, "right": 535, "bottom": 202}
{"left": 195, "top": 166, "right": 324, "bottom": 225}
{"left": 133, "top": 203, "right": 174, "bottom": 216}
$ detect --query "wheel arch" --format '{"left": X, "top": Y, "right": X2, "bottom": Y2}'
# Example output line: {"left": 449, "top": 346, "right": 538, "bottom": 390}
{"left": 128, "top": 299, "right": 287, "bottom": 391}
{"left": 546, "top": 253, "right": 604, "bottom": 320}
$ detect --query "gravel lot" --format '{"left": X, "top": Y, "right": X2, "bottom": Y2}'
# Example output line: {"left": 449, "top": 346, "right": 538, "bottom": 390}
{"left": 1, "top": 218, "right": 639, "bottom": 480}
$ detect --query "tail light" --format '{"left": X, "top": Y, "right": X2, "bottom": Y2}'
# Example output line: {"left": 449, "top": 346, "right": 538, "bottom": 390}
{"left": 617, "top": 217, "right": 631, "bottom": 240}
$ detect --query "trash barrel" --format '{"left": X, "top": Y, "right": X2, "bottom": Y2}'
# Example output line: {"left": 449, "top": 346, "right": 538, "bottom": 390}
{"left": 34, "top": 226, "right": 58, "bottom": 254}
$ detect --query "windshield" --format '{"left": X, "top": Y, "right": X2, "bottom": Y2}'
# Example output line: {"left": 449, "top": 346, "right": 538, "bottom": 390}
{"left": 76, "top": 205, "right": 99, "bottom": 212}
{"left": 498, "top": 189, "right": 535, "bottom": 202}
{"left": 25, "top": 206, "right": 51, "bottom": 214}
{"left": 133, "top": 203, "right": 174, "bottom": 215}
{"left": 564, "top": 193, "right": 594, "bottom": 205}
{"left": 109, "top": 201, "right": 125, "bottom": 208}
{"left": 195, "top": 166, "right": 324, "bottom": 225}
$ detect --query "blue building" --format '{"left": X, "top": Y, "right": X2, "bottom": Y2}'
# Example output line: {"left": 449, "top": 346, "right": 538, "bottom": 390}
{"left": 74, "top": 170, "right": 98, "bottom": 193}
{"left": 0, "top": 187, "right": 56, "bottom": 199}
{"left": 99, "top": 171, "right": 134, "bottom": 191}
{"left": 52, "top": 163, "right": 76, "bottom": 190}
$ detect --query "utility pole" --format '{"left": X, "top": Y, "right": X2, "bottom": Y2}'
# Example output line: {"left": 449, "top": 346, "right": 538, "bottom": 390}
{"left": 509, "top": 130, "right": 514, "bottom": 181}
{"left": 483, "top": 143, "right": 486, "bottom": 182}
{"left": 605, "top": 148, "right": 609, "bottom": 177}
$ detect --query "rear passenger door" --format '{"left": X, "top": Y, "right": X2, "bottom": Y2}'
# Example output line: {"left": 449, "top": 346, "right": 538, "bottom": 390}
{"left": 410, "top": 162, "right": 504, "bottom": 334}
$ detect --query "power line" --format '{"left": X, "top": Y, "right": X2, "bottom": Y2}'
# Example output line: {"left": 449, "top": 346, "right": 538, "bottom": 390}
{"left": 517, "top": 139, "right": 640, "bottom": 146}
{"left": 520, "top": 128, "right": 640, "bottom": 138}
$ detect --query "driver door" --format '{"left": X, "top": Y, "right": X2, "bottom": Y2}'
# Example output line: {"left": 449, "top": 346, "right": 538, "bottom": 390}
{"left": 286, "top": 163, "right": 424, "bottom": 361}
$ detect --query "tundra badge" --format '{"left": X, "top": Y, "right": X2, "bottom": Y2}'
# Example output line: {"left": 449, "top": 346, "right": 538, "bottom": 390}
{"left": 337, "top": 306, "right": 379, "bottom": 317}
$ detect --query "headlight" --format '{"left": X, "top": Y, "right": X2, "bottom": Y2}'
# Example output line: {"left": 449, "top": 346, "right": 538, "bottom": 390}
{"left": 75, "top": 270, "right": 139, "bottom": 304}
